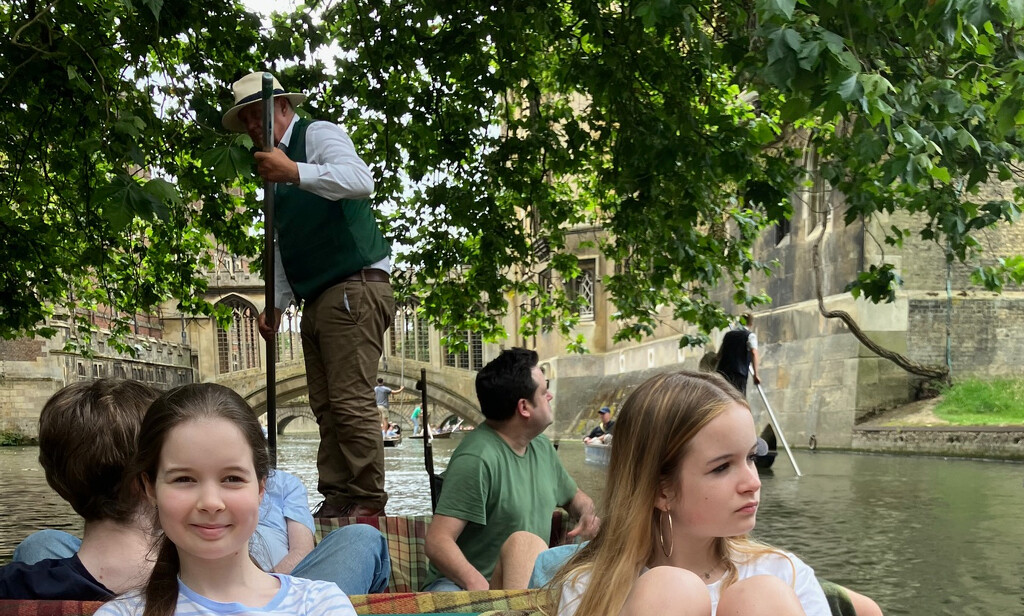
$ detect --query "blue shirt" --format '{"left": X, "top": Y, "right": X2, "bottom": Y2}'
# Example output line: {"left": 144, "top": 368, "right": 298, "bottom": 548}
{"left": 252, "top": 470, "right": 316, "bottom": 571}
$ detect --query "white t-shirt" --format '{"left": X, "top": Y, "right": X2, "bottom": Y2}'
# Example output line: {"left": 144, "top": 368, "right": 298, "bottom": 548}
{"left": 95, "top": 573, "right": 356, "bottom": 616}
{"left": 558, "top": 550, "right": 829, "bottom": 616}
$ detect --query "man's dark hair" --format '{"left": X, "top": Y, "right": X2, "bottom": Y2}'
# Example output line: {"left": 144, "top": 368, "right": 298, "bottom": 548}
{"left": 475, "top": 347, "right": 540, "bottom": 421}
{"left": 377, "top": 377, "right": 384, "bottom": 384}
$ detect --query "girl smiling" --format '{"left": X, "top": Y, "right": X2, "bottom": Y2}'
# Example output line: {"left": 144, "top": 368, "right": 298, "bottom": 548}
{"left": 96, "top": 384, "right": 355, "bottom": 616}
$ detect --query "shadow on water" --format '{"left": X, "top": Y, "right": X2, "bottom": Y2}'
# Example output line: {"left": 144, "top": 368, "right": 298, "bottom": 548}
{"left": 3, "top": 437, "right": 1023, "bottom": 615}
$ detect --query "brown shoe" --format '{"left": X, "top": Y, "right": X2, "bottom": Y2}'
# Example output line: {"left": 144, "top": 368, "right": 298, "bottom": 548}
{"left": 311, "top": 501, "right": 350, "bottom": 519}
{"left": 347, "top": 504, "right": 386, "bottom": 517}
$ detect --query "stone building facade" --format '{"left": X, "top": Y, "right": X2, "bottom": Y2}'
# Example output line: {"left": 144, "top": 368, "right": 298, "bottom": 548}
{"left": 527, "top": 156, "right": 1024, "bottom": 448}
{"left": 0, "top": 312, "right": 195, "bottom": 439}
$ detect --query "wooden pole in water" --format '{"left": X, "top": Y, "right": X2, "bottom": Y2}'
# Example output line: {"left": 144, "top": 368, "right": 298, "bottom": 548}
{"left": 262, "top": 73, "right": 277, "bottom": 467}
{"left": 417, "top": 368, "right": 440, "bottom": 511}
{"left": 755, "top": 383, "right": 801, "bottom": 476}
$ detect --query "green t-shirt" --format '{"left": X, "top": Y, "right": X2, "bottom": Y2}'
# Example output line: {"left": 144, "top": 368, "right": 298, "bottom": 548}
{"left": 423, "top": 423, "right": 577, "bottom": 587}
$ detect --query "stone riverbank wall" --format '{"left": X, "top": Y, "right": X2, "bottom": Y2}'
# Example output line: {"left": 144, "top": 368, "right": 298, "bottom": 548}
{"left": 544, "top": 292, "right": 1024, "bottom": 460}
{"left": 852, "top": 426, "right": 1024, "bottom": 461}
{"left": 545, "top": 295, "right": 913, "bottom": 451}
{"left": 0, "top": 322, "right": 195, "bottom": 439}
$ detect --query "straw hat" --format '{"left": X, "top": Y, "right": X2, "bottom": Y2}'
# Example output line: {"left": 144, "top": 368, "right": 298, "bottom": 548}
{"left": 222, "top": 72, "right": 307, "bottom": 133}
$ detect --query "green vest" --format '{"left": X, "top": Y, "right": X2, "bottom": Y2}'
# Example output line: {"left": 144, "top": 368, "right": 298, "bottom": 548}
{"left": 275, "top": 118, "right": 390, "bottom": 302}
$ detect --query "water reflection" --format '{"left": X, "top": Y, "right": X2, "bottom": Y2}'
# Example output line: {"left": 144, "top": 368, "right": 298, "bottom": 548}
{"left": 2, "top": 436, "right": 1023, "bottom": 615}
{"left": 0, "top": 447, "right": 84, "bottom": 553}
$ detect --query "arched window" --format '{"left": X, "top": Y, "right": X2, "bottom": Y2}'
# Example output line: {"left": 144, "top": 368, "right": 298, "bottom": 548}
{"left": 216, "top": 297, "right": 261, "bottom": 374}
{"left": 276, "top": 305, "right": 302, "bottom": 362}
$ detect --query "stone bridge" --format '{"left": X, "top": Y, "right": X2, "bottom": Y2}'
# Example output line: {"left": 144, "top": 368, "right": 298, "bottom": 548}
{"left": 274, "top": 405, "right": 316, "bottom": 433}
{"left": 213, "top": 357, "right": 483, "bottom": 434}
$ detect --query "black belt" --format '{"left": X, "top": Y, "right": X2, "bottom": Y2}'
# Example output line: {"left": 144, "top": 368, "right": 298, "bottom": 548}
{"left": 340, "top": 268, "right": 390, "bottom": 284}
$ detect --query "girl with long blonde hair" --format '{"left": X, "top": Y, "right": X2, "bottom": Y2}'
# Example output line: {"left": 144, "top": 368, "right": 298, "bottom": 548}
{"left": 548, "top": 370, "right": 830, "bottom": 616}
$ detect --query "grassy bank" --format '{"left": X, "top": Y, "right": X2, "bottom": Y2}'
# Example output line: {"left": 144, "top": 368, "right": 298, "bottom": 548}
{"left": 934, "top": 378, "right": 1024, "bottom": 426}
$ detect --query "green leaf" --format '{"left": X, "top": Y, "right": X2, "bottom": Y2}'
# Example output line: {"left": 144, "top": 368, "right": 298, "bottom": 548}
{"left": 859, "top": 74, "right": 891, "bottom": 99}
{"left": 202, "top": 146, "right": 254, "bottom": 180}
{"left": 999, "top": 0, "right": 1024, "bottom": 25}
{"left": 141, "top": 179, "right": 179, "bottom": 220}
{"left": 928, "top": 165, "right": 952, "bottom": 184}
{"left": 782, "top": 29, "right": 804, "bottom": 51}
{"left": 780, "top": 96, "right": 811, "bottom": 123}
{"left": 962, "top": 0, "right": 992, "bottom": 26}
{"left": 142, "top": 0, "right": 163, "bottom": 20}
{"left": 838, "top": 73, "right": 863, "bottom": 101}
{"left": 895, "top": 124, "right": 924, "bottom": 148}
{"left": 955, "top": 128, "right": 981, "bottom": 154}
{"left": 797, "top": 39, "right": 824, "bottom": 70}
{"left": 762, "top": 0, "right": 797, "bottom": 20}
{"left": 995, "top": 97, "right": 1021, "bottom": 135}
{"left": 821, "top": 30, "right": 846, "bottom": 54}
{"left": 94, "top": 177, "right": 139, "bottom": 230}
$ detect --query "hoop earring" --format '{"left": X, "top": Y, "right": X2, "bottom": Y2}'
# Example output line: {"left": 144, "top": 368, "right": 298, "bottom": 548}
{"left": 658, "top": 509, "right": 674, "bottom": 558}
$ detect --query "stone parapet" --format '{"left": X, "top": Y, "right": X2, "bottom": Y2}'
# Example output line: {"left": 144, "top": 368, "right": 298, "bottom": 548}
{"left": 0, "top": 320, "right": 196, "bottom": 438}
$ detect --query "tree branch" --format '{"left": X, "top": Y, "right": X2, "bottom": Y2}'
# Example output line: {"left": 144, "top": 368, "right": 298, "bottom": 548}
{"left": 812, "top": 188, "right": 948, "bottom": 382}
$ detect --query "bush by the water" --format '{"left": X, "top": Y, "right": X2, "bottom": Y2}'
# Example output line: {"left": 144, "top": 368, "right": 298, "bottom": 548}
{"left": 934, "top": 378, "right": 1024, "bottom": 426}
{"left": 0, "top": 431, "right": 35, "bottom": 446}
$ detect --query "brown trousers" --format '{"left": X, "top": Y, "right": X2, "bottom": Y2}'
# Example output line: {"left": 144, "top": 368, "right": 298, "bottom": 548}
{"left": 301, "top": 278, "right": 394, "bottom": 510}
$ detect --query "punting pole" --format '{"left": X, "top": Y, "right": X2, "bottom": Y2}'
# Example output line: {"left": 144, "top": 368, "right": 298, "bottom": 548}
{"left": 755, "top": 383, "right": 801, "bottom": 476}
{"left": 262, "top": 73, "right": 278, "bottom": 467}
{"left": 417, "top": 368, "right": 441, "bottom": 511}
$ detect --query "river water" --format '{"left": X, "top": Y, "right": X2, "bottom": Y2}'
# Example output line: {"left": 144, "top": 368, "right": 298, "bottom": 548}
{"left": 2, "top": 435, "right": 1023, "bottom": 615}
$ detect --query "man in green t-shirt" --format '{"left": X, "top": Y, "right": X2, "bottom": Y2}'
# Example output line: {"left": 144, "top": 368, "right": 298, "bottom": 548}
{"left": 423, "top": 348, "right": 599, "bottom": 591}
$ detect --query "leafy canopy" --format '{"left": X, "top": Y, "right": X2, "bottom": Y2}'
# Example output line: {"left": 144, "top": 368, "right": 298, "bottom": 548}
{"left": 1, "top": 0, "right": 267, "bottom": 347}
{"left": 4, "top": 0, "right": 1024, "bottom": 352}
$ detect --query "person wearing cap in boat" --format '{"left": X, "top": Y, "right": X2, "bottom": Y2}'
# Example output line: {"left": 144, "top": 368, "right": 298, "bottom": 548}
{"left": 422, "top": 348, "right": 600, "bottom": 592}
{"left": 223, "top": 71, "right": 394, "bottom": 518}
{"left": 582, "top": 406, "right": 615, "bottom": 444}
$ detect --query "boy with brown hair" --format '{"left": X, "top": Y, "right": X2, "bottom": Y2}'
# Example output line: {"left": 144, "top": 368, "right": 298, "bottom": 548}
{"left": 0, "top": 379, "right": 159, "bottom": 599}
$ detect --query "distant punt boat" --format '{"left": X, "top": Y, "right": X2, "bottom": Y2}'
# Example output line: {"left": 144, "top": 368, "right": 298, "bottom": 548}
{"left": 755, "top": 423, "right": 778, "bottom": 470}
{"left": 585, "top": 430, "right": 776, "bottom": 470}
{"left": 384, "top": 435, "right": 402, "bottom": 447}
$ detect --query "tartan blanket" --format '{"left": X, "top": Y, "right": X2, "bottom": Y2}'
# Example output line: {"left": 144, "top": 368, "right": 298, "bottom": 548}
{"left": 0, "top": 583, "right": 852, "bottom": 616}
{"left": 0, "top": 511, "right": 855, "bottom": 616}
{"left": 0, "top": 591, "right": 546, "bottom": 615}
{"left": 314, "top": 512, "right": 568, "bottom": 594}
{"left": 350, "top": 590, "right": 543, "bottom": 614}
{"left": 314, "top": 515, "right": 432, "bottom": 594}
